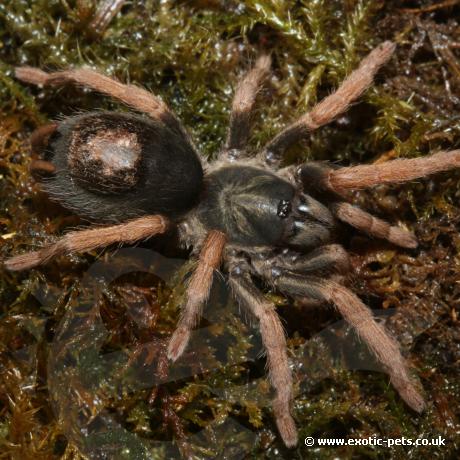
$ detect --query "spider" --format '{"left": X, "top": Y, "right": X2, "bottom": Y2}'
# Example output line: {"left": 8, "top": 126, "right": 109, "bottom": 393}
{"left": 4, "top": 41, "right": 460, "bottom": 448}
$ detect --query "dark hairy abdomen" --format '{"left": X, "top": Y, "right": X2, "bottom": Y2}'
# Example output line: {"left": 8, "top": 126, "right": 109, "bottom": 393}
{"left": 42, "top": 112, "right": 203, "bottom": 222}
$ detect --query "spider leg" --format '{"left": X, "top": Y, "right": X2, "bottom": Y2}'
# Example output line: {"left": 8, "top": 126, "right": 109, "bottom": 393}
{"left": 257, "top": 267, "right": 425, "bottom": 413}
{"left": 253, "top": 245, "right": 350, "bottom": 308}
{"left": 329, "top": 149, "right": 460, "bottom": 193}
{"left": 260, "top": 41, "right": 395, "bottom": 167}
{"left": 299, "top": 150, "right": 460, "bottom": 195}
{"left": 331, "top": 202, "right": 418, "bottom": 248}
{"left": 29, "top": 159, "right": 56, "bottom": 176}
{"left": 167, "top": 230, "right": 227, "bottom": 361}
{"left": 28, "top": 123, "right": 58, "bottom": 176}
{"left": 256, "top": 244, "right": 351, "bottom": 277}
{"left": 15, "top": 67, "right": 177, "bottom": 126}
{"left": 227, "top": 257, "right": 297, "bottom": 448}
{"left": 30, "top": 123, "right": 57, "bottom": 154}
{"left": 3, "top": 215, "right": 169, "bottom": 271}
{"left": 220, "top": 54, "right": 271, "bottom": 160}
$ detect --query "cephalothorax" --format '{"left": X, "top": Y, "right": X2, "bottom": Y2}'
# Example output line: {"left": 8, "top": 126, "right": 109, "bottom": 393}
{"left": 6, "top": 42, "right": 460, "bottom": 447}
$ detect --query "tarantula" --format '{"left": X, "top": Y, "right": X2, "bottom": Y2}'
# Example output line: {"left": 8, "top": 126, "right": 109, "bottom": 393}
{"left": 5, "top": 41, "right": 460, "bottom": 447}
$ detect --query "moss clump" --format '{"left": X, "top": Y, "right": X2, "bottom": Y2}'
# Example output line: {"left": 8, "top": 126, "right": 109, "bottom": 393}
{"left": 1, "top": 1, "right": 459, "bottom": 458}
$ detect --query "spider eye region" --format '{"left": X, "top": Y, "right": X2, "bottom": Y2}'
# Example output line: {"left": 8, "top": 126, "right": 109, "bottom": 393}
{"left": 277, "top": 199, "right": 291, "bottom": 218}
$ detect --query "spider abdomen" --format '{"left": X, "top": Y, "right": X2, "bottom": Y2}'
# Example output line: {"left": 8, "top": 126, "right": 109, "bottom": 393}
{"left": 42, "top": 112, "right": 203, "bottom": 222}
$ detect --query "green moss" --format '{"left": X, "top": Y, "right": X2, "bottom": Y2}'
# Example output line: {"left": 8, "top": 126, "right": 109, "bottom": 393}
{"left": 1, "top": 0, "right": 459, "bottom": 458}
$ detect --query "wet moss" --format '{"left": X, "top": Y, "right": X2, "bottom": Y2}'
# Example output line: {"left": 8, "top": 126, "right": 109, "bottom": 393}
{"left": 0, "top": 0, "right": 459, "bottom": 458}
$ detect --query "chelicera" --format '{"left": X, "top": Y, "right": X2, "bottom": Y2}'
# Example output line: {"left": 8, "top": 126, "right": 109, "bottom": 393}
{"left": 5, "top": 41, "right": 460, "bottom": 447}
